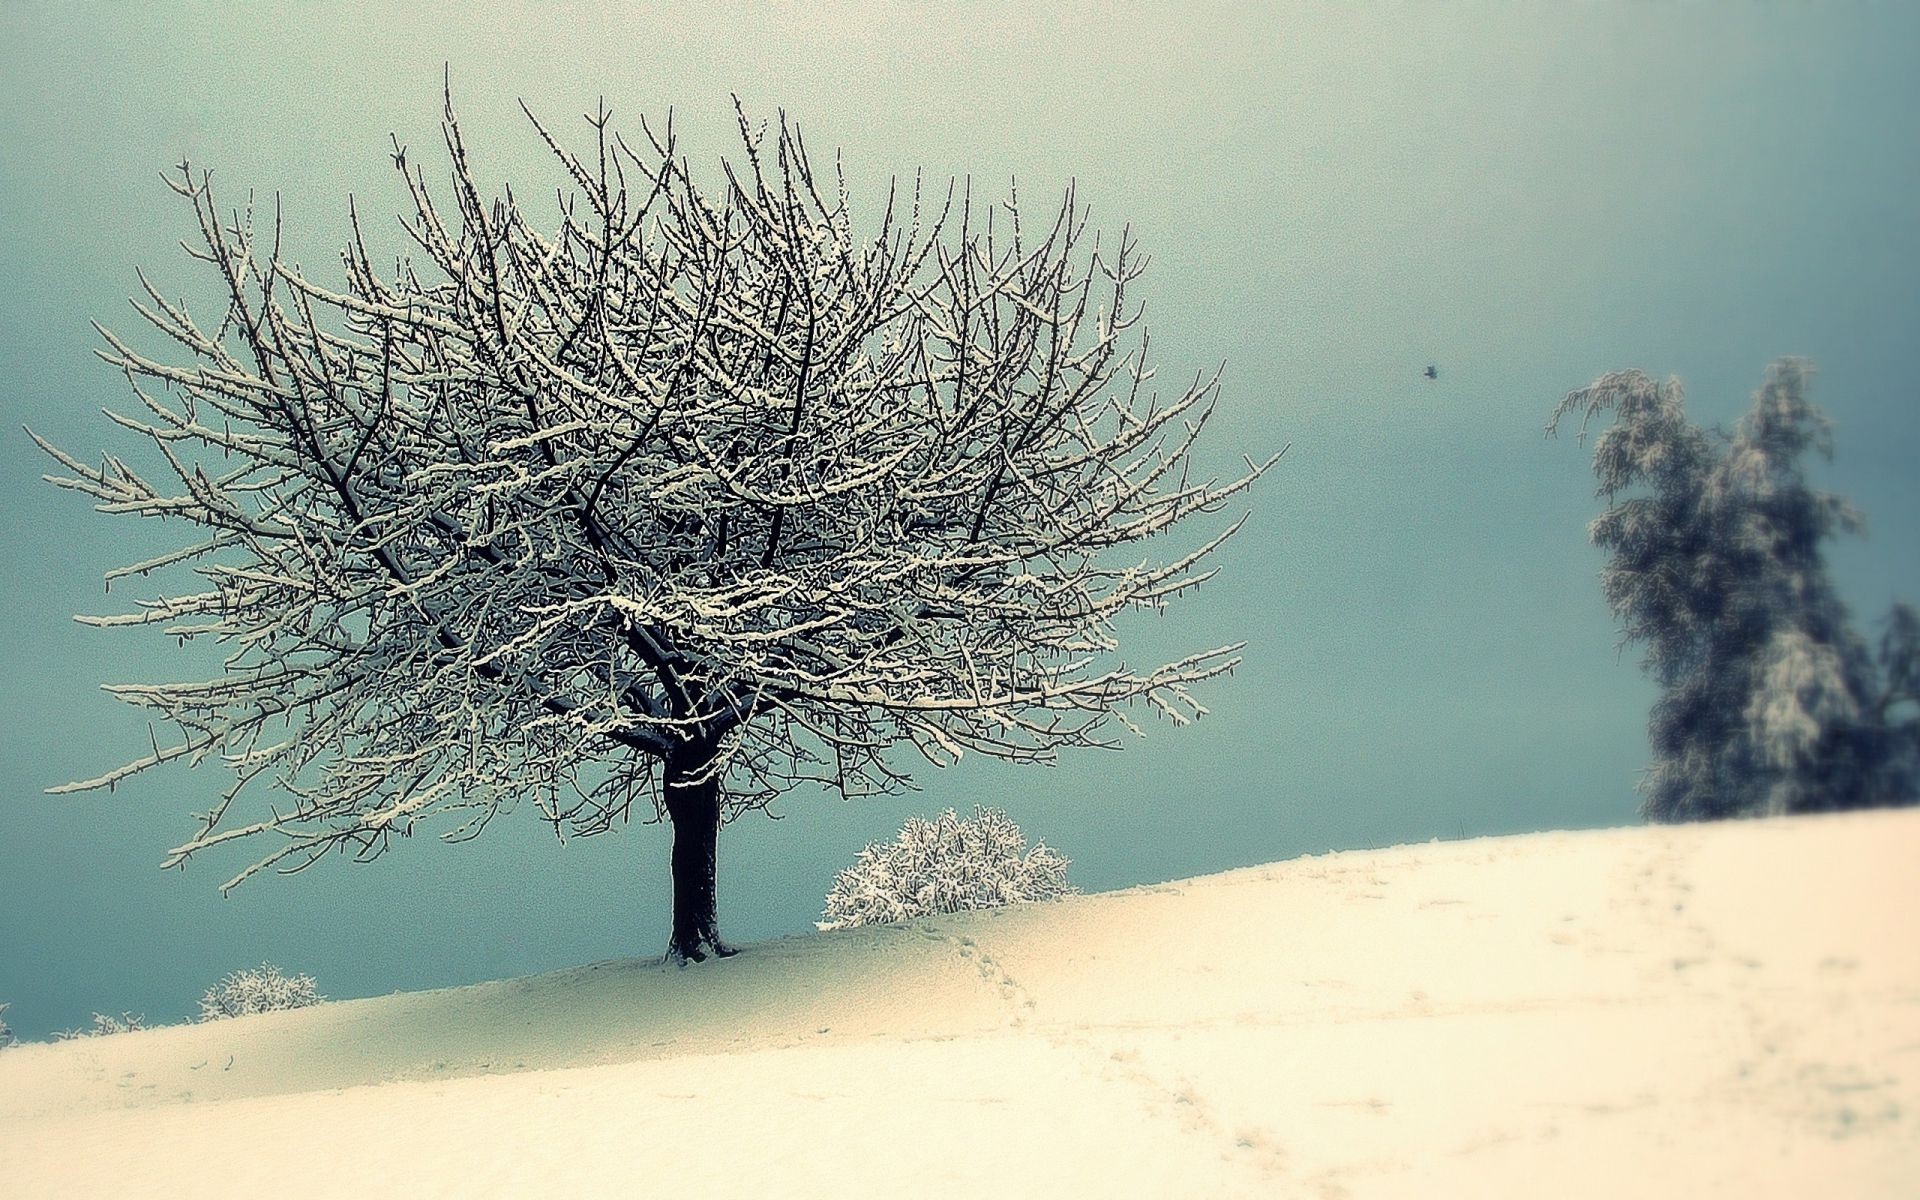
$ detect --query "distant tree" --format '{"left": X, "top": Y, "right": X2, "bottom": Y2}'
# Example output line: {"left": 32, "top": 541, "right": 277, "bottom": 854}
{"left": 198, "top": 963, "right": 323, "bottom": 1021}
{"left": 35, "top": 91, "right": 1274, "bottom": 962}
{"left": 1550, "top": 358, "right": 1918, "bottom": 820}
{"left": 818, "top": 805, "right": 1074, "bottom": 931}
{"left": 1876, "top": 603, "right": 1920, "bottom": 784}
{"left": 0, "top": 1003, "right": 14, "bottom": 1049}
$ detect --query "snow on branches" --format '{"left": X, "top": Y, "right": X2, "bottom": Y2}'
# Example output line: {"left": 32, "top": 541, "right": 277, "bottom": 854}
{"left": 37, "top": 88, "right": 1275, "bottom": 898}
{"left": 198, "top": 963, "right": 324, "bottom": 1021}
{"left": 55, "top": 1012, "right": 147, "bottom": 1041}
{"left": 1550, "top": 359, "right": 1916, "bottom": 819}
{"left": 818, "top": 805, "right": 1074, "bottom": 930}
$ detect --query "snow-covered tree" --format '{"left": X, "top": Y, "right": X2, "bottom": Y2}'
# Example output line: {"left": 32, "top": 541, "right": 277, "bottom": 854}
{"left": 36, "top": 91, "right": 1275, "bottom": 962}
{"left": 819, "top": 805, "right": 1074, "bottom": 931}
{"left": 1550, "top": 358, "right": 1917, "bottom": 819}
{"left": 198, "top": 963, "right": 323, "bottom": 1021}
{"left": 1876, "top": 602, "right": 1920, "bottom": 785}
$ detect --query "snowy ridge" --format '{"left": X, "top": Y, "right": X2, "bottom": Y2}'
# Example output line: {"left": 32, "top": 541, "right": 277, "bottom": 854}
{"left": 2, "top": 809, "right": 1916, "bottom": 1198}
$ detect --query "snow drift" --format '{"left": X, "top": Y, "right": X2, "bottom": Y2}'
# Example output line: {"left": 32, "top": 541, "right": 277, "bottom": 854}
{"left": 3, "top": 809, "right": 1915, "bottom": 1198}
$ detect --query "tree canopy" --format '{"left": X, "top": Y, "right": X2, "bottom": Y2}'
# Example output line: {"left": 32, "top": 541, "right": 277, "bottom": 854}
{"left": 36, "top": 92, "right": 1275, "bottom": 958}
{"left": 1551, "top": 359, "right": 1916, "bottom": 821}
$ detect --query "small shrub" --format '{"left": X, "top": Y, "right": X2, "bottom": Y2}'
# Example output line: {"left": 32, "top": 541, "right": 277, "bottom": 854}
{"left": 0, "top": 1003, "right": 14, "bottom": 1049}
{"left": 199, "top": 963, "right": 322, "bottom": 1021}
{"left": 56, "top": 1012, "right": 146, "bottom": 1040}
{"left": 819, "top": 805, "right": 1075, "bottom": 931}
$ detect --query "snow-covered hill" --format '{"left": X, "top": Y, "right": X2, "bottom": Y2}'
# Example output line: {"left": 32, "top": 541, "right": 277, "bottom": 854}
{"left": 3, "top": 810, "right": 1915, "bottom": 1198}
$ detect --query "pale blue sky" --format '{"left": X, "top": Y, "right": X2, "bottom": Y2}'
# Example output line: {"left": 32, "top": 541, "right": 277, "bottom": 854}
{"left": 3, "top": 2, "right": 1916, "bottom": 1040}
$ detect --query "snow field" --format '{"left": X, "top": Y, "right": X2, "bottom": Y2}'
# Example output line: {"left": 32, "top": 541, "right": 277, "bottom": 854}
{"left": 2, "top": 809, "right": 1914, "bottom": 1198}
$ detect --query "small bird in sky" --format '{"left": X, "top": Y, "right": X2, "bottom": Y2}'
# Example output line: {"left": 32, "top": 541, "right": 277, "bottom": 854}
{"left": 1423, "top": 364, "right": 1439, "bottom": 381}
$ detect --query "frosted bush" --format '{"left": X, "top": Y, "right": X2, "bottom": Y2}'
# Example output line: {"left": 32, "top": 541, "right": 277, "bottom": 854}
{"left": 0, "top": 1003, "right": 13, "bottom": 1049}
{"left": 199, "top": 963, "right": 322, "bottom": 1021}
{"left": 56, "top": 1012, "right": 146, "bottom": 1040}
{"left": 819, "top": 806, "right": 1075, "bottom": 931}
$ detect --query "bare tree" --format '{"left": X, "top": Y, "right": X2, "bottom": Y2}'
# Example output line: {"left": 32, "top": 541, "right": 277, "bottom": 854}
{"left": 35, "top": 90, "right": 1276, "bottom": 962}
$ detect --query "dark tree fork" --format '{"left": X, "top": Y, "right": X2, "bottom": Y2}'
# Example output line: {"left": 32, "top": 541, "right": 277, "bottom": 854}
{"left": 36, "top": 89, "right": 1276, "bottom": 963}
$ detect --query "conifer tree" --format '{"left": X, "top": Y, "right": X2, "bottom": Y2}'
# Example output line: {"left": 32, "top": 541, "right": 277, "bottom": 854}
{"left": 1551, "top": 359, "right": 1916, "bottom": 820}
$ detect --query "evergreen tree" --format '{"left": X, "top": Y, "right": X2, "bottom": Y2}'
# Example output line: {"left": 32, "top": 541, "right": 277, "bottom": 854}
{"left": 1551, "top": 358, "right": 1917, "bottom": 820}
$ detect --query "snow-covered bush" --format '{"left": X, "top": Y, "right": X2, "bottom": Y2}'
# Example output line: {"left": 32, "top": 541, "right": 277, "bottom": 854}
{"left": 198, "top": 963, "right": 322, "bottom": 1021}
{"left": 819, "top": 806, "right": 1075, "bottom": 931}
{"left": 56, "top": 1012, "right": 146, "bottom": 1040}
{"left": 0, "top": 1003, "right": 14, "bottom": 1049}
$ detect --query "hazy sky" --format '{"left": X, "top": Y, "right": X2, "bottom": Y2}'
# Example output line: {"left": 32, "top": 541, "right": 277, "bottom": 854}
{"left": 3, "top": 2, "right": 1916, "bottom": 1040}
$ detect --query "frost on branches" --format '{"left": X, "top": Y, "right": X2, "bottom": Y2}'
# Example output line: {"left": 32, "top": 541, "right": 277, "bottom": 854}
{"left": 819, "top": 805, "right": 1075, "bottom": 930}
{"left": 55, "top": 1012, "right": 147, "bottom": 1040}
{"left": 1550, "top": 358, "right": 1918, "bottom": 820}
{"left": 36, "top": 86, "right": 1275, "bottom": 962}
{"left": 199, "top": 963, "right": 323, "bottom": 1021}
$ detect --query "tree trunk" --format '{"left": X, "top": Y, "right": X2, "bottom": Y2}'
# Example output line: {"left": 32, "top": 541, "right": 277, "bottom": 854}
{"left": 662, "top": 748, "right": 735, "bottom": 963}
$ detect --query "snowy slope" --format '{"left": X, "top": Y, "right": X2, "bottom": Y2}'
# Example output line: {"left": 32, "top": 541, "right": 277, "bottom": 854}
{"left": 2, "top": 809, "right": 1915, "bottom": 1198}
